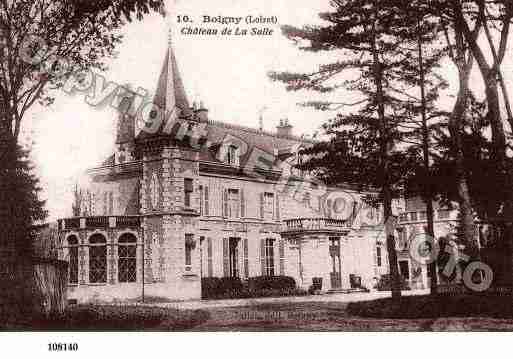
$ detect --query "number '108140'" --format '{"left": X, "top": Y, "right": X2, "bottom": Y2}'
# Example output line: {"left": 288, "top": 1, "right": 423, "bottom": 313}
{"left": 48, "top": 343, "right": 78, "bottom": 351}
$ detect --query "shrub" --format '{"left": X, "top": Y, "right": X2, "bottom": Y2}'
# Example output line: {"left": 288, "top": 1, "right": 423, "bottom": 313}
{"left": 201, "top": 277, "right": 243, "bottom": 299}
{"left": 376, "top": 274, "right": 410, "bottom": 291}
{"left": 248, "top": 276, "right": 296, "bottom": 292}
{"left": 202, "top": 276, "right": 301, "bottom": 299}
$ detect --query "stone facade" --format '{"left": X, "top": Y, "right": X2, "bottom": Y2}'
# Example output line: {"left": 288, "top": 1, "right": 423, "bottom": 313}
{"left": 56, "top": 42, "right": 400, "bottom": 303}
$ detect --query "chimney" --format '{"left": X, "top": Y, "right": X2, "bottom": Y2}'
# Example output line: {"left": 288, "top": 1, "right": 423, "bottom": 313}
{"left": 115, "top": 95, "right": 135, "bottom": 144}
{"left": 276, "top": 118, "right": 293, "bottom": 137}
{"left": 195, "top": 100, "right": 209, "bottom": 122}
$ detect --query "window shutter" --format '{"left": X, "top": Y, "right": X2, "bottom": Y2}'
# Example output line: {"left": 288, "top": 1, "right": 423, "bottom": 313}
{"left": 109, "top": 192, "right": 114, "bottom": 215}
{"left": 223, "top": 189, "right": 228, "bottom": 217}
{"left": 91, "top": 193, "right": 96, "bottom": 215}
{"left": 260, "top": 238, "right": 266, "bottom": 275}
{"left": 103, "top": 192, "right": 108, "bottom": 215}
{"left": 274, "top": 193, "right": 280, "bottom": 220}
{"left": 243, "top": 238, "right": 249, "bottom": 279}
{"left": 184, "top": 178, "right": 194, "bottom": 192}
{"left": 260, "top": 193, "right": 264, "bottom": 219}
{"left": 223, "top": 238, "right": 229, "bottom": 277}
{"left": 279, "top": 239, "right": 285, "bottom": 276}
{"left": 204, "top": 186, "right": 209, "bottom": 216}
{"left": 207, "top": 238, "right": 213, "bottom": 277}
{"left": 240, "top": 189, "right": 245, "bottom": 218}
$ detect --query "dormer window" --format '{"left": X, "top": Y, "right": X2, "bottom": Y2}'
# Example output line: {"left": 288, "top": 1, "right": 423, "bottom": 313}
{"left": 227, "top": 145, "right": 239, "bottom": 166}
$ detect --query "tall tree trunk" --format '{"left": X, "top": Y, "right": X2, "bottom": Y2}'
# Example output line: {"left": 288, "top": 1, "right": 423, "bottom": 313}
{"left": 453, "top": 1, "right": 509, "bottom": 218}
{"left": 447, "top": 56, "right": 476, "bottom": 249}
{"left": 372, "top": 0, "right": 401, "bottom": 299}
{"left": 416, "top": 12, "right": 438, "bottom": 295}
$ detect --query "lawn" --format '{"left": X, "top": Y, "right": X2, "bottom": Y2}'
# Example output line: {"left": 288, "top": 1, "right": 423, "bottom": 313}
{"left": 188, "top": 296, "right": 513, "bottom": 331}
{"left": 4, "top": 294, "right": 513, "bottom": 331}
{"left": 187, "top": 301, "right": 436, "bottom": 331}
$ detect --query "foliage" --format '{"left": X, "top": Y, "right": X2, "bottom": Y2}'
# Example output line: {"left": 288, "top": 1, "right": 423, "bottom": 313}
{"left": 0, "top": 305, "right": 209, "bottom": 330}
{"left": 347, "top": 293, "right": 513, "bottom": 319}
{"left": 247, "top": 276, "right": 296, "bottom": 292}
{"left": 0, "top": 0, "right": 164, "bottom": 143}
{"left": 268, "top": 0, "right": 450, "bottom": 298}
{"left": 201, "top": 276, "right": 304, "bottom": 300}
{"left": 376, "top": 274, "right": 410, "bottom": 292}
{"left": 0, "top": 145, "right": 47, "bottom": 256}
{"left": 201, "top": 277, "right": 244, "bottom": 299}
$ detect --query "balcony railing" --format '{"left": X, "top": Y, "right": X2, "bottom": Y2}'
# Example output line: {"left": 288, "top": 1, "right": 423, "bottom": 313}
{"left": 59, "top": 216, "right": 141, "bottom": 230}
{"left": 281, "top": 218, "right": 351, "bottom": 234}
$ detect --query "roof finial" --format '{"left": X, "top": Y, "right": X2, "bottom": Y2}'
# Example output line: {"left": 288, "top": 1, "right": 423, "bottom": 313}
{"left": 258, "top": 106, "right": 267, "bottom": 133}
{"left": 168, "top": 26, "right": 173, "bottom": 46}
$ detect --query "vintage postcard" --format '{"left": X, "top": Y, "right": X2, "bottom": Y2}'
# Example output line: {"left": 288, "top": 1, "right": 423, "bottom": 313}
{"left": 1, "top": 0, "right": 513, "bottom": 353}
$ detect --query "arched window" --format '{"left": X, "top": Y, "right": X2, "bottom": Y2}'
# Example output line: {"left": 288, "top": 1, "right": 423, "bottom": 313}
{"left": 118, "top": 233, "right": 137, "bottom": 283}
{"left": 68, "top": 235, "right": 79, "bottom": 284}
{"left": 89, "top": 234, "right": 107, "bottom": 283}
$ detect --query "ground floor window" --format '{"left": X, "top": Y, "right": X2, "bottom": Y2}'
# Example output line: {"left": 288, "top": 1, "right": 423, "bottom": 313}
{"left": 68, "top": 235, "right": 79, "bottom": 284}
{"left": 376, "top": 246, "right": 382, "bottom": 267}
{"left": 185, "top": 234, "right": 194, "bottom": 271}
{"left": 229, "top": 238, "right": 239, "bottom": 278}
{"left": 264, "top": 238, "right": 275, "bottom": 276}
{"left": 89, "top": 234, "right": 107, "bottom": 283}
{"left": 118, "top": 233, "right": 137, "bottom": 283}
{"left": 399, "top": 260, "right": 410, "bottom": 279}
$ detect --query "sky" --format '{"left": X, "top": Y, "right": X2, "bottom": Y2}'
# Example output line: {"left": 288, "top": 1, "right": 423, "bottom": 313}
{"left": 22, "top": 0, "right": 513, "bottom": 220}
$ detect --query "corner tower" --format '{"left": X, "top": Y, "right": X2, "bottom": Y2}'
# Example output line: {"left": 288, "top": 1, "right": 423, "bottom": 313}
{"left": 136, "top": 34, "right": 203, "bottom": 300}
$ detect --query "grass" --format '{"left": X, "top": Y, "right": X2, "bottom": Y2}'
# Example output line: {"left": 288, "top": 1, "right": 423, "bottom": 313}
{"left": 1, "top": 305, "right": 210, "bottom": 331}
{"left": 347, "top": 294, "right": 513, "bottom": 319}
{"left": 5, "top": 294, "right": 513, "bottom": 331}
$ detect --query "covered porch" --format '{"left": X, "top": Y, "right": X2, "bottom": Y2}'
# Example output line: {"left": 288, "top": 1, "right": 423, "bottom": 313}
{"left": 281, "top": 218, "right": 353, "bottom": 292}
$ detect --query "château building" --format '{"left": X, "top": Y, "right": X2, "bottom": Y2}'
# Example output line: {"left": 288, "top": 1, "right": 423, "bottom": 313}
{"left": 55, "top": 40, "right": 406, "bottom": 303}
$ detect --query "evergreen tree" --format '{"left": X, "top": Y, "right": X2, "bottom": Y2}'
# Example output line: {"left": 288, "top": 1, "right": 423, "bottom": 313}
{"left": 0, "top": 144, "right": 47, "bottom": 257}
{"left": 269, "top": 0, "right": 446, "bottom": 299}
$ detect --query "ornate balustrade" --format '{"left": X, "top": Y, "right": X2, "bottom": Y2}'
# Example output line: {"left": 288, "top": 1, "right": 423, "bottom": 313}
{"left": 281, "top": 218, "right": 351, "bottom": 235}
{"left": 59, "top": 216, "right": 141, "bottom": 231}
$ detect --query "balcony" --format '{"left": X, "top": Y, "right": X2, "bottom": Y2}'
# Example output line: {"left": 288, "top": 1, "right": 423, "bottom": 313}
{"left": 281, "top": 218, "right": 351, "bottom": 236}
{"left": 59, "top": 216, "right": 141, "bottom": 231}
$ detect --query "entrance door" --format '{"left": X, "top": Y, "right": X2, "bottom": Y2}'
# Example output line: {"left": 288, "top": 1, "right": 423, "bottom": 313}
{"left": 329, "top": 237, "right": 342, "bottom": 289}
{"left": 229, "top": 238, "right": 239, "bottom": 278}
{"left": 399, "top": 260, "right": 410, "bottom": 280}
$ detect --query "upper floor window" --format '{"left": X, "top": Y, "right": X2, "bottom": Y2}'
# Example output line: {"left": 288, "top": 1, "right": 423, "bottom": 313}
{"left": 184, "top": 178, "right": 193, "bottom": 208}
{"left": 227, "top": 189, "right": 240, "bottom": 218}
{"left": 199, "top": 185, "right": 204, "bottom": 215}
{"left": 150, "top": 173, "right": 159, "bottom": 210}
{"left": 410, "top": 212, "right": 418, "bottom": 221}
{"left": 262, "top": 192, "right": 275, "bottom": 220}
{"left": 419, "top": 211, "right": 427, "bottom": 221}
{"left": 227, "top": 145, "right": 239, "bottom": 166}
{"left": 199, "top": 185, "right": 209, "bottom": 215}
{"left": 399, "top": 213, "right": 408, "bottom": 222}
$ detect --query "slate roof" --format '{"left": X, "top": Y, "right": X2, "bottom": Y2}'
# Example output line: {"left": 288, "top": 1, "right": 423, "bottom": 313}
{"left": 152, "top": 48, "right": 190, "bottom": 113}
{"left": 102, "top": 43, "right": 313, "bottom": 170}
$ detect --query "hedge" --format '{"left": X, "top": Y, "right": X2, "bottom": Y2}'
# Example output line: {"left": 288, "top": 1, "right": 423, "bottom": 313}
{"left": 376, "top": 274, "right": 410, "bottom": 291}
{"left": 201, "top": 276, "right": 305, "bottom": 299}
